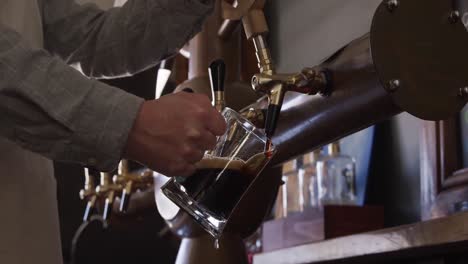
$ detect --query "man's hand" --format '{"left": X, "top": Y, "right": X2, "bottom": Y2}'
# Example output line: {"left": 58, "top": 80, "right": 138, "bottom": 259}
{"left": 124, "top": 92, "right": 226, "bottom": 177}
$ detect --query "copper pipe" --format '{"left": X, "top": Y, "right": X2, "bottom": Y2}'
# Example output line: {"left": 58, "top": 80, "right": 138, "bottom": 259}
{"left": 244, "top": 35, "right": 402, "bottom": 166}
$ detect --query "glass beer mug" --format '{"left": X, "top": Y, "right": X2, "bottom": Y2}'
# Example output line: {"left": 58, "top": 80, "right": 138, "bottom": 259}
{"left": 161, "top": 107, "right": 275, "bottom": 238}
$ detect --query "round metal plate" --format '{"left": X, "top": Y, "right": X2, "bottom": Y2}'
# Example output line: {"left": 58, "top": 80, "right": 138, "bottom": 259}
{"left": 371, "top": 0, "right": 468, "bottom": 120}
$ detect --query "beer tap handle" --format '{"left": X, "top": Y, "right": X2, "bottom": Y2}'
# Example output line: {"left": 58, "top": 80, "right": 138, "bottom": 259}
{"left": 156, "top": 59, "right": 175, "bottom": 100}
{"left": 119, "top": 181, "right": 133, "bottom": 213}
{"left": 116, "top": 160, "right": 132, "bottom": 213}
{"left": 83, "top": 196, "right": 97, "bottom": 222}
{"left": 103, "top": 190, "right": 115, "bottom": 221}
{"left": 96, "top": 172, "right": 121, "bottom": 221}
{"left": 265, "top": 105, "right": 281, "bottom": 138}
{"left": 80, "top": 168, "right": 97, "bottom": 222}
{"left": 208, "top": 59, "right": 226, "bottom": 112}
{"left": 118, "top": 160, "right": 129, "bottom": 176}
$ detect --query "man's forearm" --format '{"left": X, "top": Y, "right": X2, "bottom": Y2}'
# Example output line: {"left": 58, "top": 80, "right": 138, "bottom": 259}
{"left": 0, "top": 24, "right": 143, "bottom": 171}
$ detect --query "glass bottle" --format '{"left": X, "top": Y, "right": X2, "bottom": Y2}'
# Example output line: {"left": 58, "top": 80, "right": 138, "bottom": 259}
{"left": 316, "top": 142, "right": 357, "bottom": 205}
{"left": 273, "top": 184, "right": 286, "bottom": 219}
{"left": 282, "top": 157, "right": 303, "bottom": 216}
{"left": 298, "top": 149, "right": 323, "bottom": 210}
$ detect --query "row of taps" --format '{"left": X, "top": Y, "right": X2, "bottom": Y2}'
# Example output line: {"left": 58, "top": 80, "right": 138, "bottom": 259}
{"left": 79, "top": 160, "right": 153, "bottom": 222}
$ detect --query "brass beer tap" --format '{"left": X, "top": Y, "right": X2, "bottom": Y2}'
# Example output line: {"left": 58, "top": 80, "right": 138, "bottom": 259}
{"left": 80, "top": 160, "right": 154, "bottom": 222}
{"left": 113, "top": 160, "right": 153, "bottom": 213}
{"left": 79, "top": 168, "right": 97, "bottom": 222}
{"left": 116, "top": 160, "right": 131, "bottom": 213}
{"left": 95, "top": 172, "right": 122, "bottom": 221}
{"left": 221, "top": 0, "right": 331, "bottom": 139}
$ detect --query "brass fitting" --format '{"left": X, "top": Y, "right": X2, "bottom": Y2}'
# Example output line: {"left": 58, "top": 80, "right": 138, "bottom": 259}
{"left": 251, "top": 67, "right": 329, "bottom": 96}
{"left": 113, "top": 160, "right": 153, "bottom": 213}
{"left": 252, "top": 36, "right": 274, "bottom": 75}
{"left": 214, "top": 91, "right": 226, "bottom": 112}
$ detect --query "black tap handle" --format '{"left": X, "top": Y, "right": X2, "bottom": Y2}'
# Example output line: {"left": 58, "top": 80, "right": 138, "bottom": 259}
{"left": 103, "top": 198, "right": 113, "bottom": 221}
{"left": 83, "top": 202, "right": 93, "bottom": 222}
{"left": 208, "top": 59, "right": 226, "bottom": 92}
{"left": 119, "top": 181, "right": 133, "bottom": 213}
{"left": 265, "top": 104, "right": 281, "bottom": 138}
{"left": 119, "top": 191, "right": 131, "bottom": 213}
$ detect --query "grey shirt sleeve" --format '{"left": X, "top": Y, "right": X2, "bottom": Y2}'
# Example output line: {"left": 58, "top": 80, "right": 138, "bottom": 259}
{"left": 0, "top": 0, "right": 214, "bottom": 171}
{"left": 0, "top": 24, "right": 144, "bottom": 171}
{"left": 42, "top": 0, "right": 214, "bottom": 78}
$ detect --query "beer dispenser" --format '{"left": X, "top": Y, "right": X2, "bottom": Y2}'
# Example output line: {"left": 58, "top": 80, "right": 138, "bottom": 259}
{"left": 158, "top": 0, "right": 468, "bottom": 263}
{"left": 79, "top": 0, "right": 468, "bottom": 263}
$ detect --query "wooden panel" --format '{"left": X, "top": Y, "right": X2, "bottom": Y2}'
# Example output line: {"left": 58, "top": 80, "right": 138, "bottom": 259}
{"left": 421, "top": 117, "right": 468, "bottom": 220}
{"left": 324, "top": 206, "right": 384, "bottom": 239}
{"left": 439, "top": 119, "right": 463, "bottom": 190}
{"left": 262, "top": 206, "right": 384, "bottom": 253}
{"left": 254, "top": 212, "right": 468, "bottom": 264}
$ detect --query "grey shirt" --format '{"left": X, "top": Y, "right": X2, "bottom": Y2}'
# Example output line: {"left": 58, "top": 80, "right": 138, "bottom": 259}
{"left": 0, "top": 0, "right": 214, "bottom": 171}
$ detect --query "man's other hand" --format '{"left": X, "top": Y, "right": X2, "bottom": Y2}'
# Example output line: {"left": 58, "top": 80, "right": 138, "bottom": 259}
{"left": 124, "top": 92, "right": 226, "bottom": 177}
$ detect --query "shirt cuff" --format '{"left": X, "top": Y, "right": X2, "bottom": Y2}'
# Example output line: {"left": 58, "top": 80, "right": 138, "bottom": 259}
{"left": 68, "top": 81, "right": 144, "bottom": 172}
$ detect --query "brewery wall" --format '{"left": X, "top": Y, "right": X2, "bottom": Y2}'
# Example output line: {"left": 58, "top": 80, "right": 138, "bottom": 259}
{"left": 266, "top": 0, "right": 422, "bottom": 226}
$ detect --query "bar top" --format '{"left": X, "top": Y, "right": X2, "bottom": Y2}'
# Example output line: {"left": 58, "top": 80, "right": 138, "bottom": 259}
{"left": 254, "top": 212, "right": 468, "bottom": 264}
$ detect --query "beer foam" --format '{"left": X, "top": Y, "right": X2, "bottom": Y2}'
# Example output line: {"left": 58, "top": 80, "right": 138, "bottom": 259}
{"left": 195, "top": 155, "right": 245, "bottom": 171}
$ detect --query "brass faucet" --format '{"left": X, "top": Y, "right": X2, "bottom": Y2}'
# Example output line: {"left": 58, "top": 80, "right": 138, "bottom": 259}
{"left": 79, "top": 168, "right": 97, "bottom": 222}
{"left": 113, "top": 160, "right": 153, "bottom": 213}
{"left": 221, "top": 0, "right": 331, "bottom": 138}
{"left": 79, "top": 159, "right": 154, "bottom": 222}
{"left": 95, "top": 172, "right": 122, "bottom": 221}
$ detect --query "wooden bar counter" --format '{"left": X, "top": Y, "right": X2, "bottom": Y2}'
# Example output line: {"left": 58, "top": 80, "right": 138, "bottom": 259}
{"left": 254, "top": 212, "right": 468, "bottom": 264}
